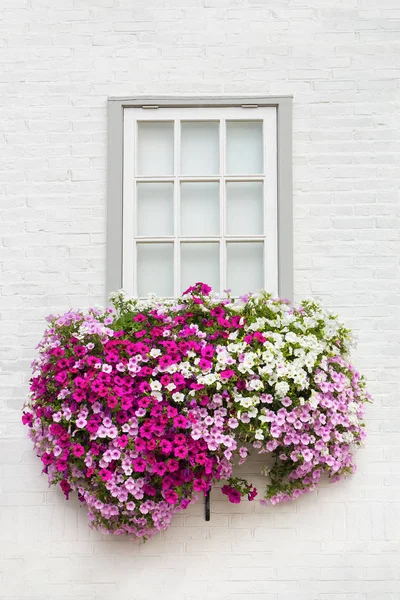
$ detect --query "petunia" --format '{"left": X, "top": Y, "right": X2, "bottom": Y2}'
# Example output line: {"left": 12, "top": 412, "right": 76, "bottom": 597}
{"left": 173, "top": 446, "right": 188, "bottom": 459}
{"left": 72, "top": 444, "right": 85, "bottom": 458}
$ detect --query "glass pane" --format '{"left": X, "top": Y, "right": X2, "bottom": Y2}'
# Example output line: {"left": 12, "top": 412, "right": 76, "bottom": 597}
{"left": 181, "top": 121, "right": 219, "bottom": 175}
{"left": 137, "top": 183, "right": 174, "bottom": 236}
{"left": 137, "top": 243, "right": 174, "bottom": 297}
{"left": 226, "top": 182, "right": 263, "bottom": 235}
{"left": 227, "top": 242, "right": 264, "bottom": 295}
{"left": 181, "top": 243, "right": 219, "bottom": 293}
{"left": 137, "top": 122, "right": 174, "bottom": 176}
{"left": 180, "top": 182, "right": 219, "bottom": 236}
{"left": 226, "top": 121, "right": 263, "bottom": 175}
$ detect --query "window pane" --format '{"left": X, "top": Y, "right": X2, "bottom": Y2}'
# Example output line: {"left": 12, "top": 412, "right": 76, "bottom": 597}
{"left": 226, "top": 121, "right": 263, "bottom": 175}
{"left": 227, "top": 242, "right": 264, "bottom": 295}
{"left": 137, "top": 122, "right": 174, "bottom": 176}
{"left": 226, "top": 182, "right": 263, "bottom": 235}
{"left": 181, "top": 121, "right": 219, "bottom": 175}
{"left": 137, "top": 243, "right": 174, "bottom": 297}
{"left": 181, "top": 243, "right": 219, "bottom": 293}
{"left": 137, "top": 183, "right": 174, "bottom": 236}
{"left": 180, "top": 182, "right": 219, "bottom": 236}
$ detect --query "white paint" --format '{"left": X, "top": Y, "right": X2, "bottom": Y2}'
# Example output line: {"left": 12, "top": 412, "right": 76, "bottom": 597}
{"left": 0, "top": 1, "right": 399, "bottom": 599}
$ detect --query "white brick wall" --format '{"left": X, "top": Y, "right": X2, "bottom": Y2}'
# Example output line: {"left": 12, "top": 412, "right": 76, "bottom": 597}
{"left": 1, "top": 1, "right": 399, "bottom": 598}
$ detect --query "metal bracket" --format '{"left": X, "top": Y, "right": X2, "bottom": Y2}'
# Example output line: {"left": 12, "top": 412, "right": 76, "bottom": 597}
{"left": 205, "top": 489, "right": 210, "bottom": 521}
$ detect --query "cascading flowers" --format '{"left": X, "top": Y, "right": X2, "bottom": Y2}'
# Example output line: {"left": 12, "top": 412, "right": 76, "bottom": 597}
{"left": 22, "top": 283, "right": 371, "bottom": 539}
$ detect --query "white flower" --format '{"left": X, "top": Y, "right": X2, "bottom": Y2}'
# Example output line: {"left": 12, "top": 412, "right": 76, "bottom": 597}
{"left": 275, "top": 381, "right": 290, "bottom": 398}
{"left": 228, "top": 342, "right": 246, "bottom": 354}
{"left": 348, "top": 413, "right": 360, "bottom": 426}
{"left": 248, "top": 317, "right": 266, "bottom": 331}
{"left": 240, "top": 397, "right": 254, "bottom": 409}
{"left": 198, "top": 373, "right": 217, "bottom": 385}
{"left": 172, "top": 392, "right": 184, "bottom": 403}
{"left": 308, "top": 392, "right": 320, "bottom": 409}
{"left": 255, "top": 429, "right": 264, "bottom": 440}
{"left": 285, "top": 332, "right": 298, "bottom": 343}
{"left": 228, "top": 330, "right": 239, "bottom": 340}
{"left": 342, "top": 432, "right": 355, "bottom": 444}
{"left": 238, "top": 363, "right": 254, "bottom": 375}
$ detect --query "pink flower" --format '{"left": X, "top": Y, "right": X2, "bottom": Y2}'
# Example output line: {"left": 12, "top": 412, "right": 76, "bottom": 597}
{"left": 281, "top": 396, "right": 292, "bottom": 407}
{"left": 201, "top": 345, "right": 215, "bottom": 359}
{"left": 117, "top": 435, "right": 129, "bottom": 448}
{"left": 174, "top": 446, "right": 188, "bottom": 459}
{"left": 220, "top": 369, "right": 235, "bottom": 380}
{"left": 167, "top": 459, "right": 179, "bottom": 472}
{"left": 248, "top": 487, "right": 258, "bottom": 501}
{"left": 221, "top": 485, "right": 241, "bottom": 504}
{"left": 198, "top": 358, "right": 212, "bottom": 371}
{"left": 160, "top": 440, "right": 172, "bottom": 455}
{"left": 153, "top": 463, "right": 167, "bottom": 476}
{"left": 132, "top": 458, "right": 146, "bottom": 472}
{"left": 173, "top": 415, "right": 188, "bottom": 429}
{"left": 164, "top": 490, "right": 179, "bottom": 504}
{"left": 21, "top": 413, "right": 33, "bottom": 426}
{"left": 72, "top": 444, "right": 85, "bottom": 458}
{"left": 193, "top": 478, "right": 207, "bottom": 492}
{"left": 160, "top": 374, "right": 171, "bottom": 386}
{"left": 59, "top": 479, "right": 71, "bottom": 499}
{"left": 133, "top": 314, "right": 146, "bottom": 322}
{"left": 98, "top": 469, "right": 112, "bottom": 481}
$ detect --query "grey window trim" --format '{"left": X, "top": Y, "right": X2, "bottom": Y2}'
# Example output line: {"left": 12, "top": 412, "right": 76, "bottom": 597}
{"left": 107, "top": 96, "right": 293, "bottom": 303}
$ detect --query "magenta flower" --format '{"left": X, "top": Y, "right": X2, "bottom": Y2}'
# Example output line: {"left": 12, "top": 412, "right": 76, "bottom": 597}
{"left": 98, "top": 469, "right": 112, "bottom": 481}
{"left": 221, "top": 485, "right": 241, "bottom": 504}
{"left": 163, "top": 490, "right": 179, "bottom": 504}
{"left": 173, "top": 415, "right": 188, "bottom": 429}
{"left": 132, "top": 458, "right": 146, "bottom": 472}
{"left": 220, "top": 369, "right": 235, "bottom": 380}
{"left": 174, "top": 446, "right": 188, "bottom": 459}
{"left": 21, "top": 412, "right": 33, "bottom": 426}
{"left": 72, "top": 444, "right": 85, "bottom": 458}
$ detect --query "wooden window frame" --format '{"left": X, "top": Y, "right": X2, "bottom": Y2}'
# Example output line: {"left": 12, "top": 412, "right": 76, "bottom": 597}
{"left": 107, "top": 96, "right": 293, "bottom": 301}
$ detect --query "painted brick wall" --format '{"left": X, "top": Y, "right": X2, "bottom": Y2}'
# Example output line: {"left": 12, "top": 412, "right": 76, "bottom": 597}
{"left": 1, "top": 1, "right": 399, "bottom": 599}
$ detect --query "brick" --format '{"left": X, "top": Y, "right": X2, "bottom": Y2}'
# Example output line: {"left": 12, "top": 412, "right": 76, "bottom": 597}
{"left": 0, "top": 1, "right": 399, "bottom": 598}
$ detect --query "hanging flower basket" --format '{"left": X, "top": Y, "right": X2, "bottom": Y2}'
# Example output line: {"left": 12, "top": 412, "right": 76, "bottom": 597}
{"left": 22, "top": 283, "right": 371, "bottom": 539}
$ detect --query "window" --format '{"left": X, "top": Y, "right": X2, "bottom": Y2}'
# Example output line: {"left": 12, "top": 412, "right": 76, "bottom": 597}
{"left": 107, "top": 97, "right": 293, "bottom": 300}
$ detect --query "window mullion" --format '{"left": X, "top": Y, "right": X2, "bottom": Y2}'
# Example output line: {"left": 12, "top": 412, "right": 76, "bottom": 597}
{"left": 264, "top": 108, "right": 278, "bottom": 295}
{"left": 174, "top": 118, "right": 180, "bottom": 296}
{"left": 133, "top": 117, "right": 139, "bottom": 297}
{"left": 122, "top": 110, "right": 135, "bottom": 296}
{"left": 220, "top": 118, "right": 226, "bottom": 295}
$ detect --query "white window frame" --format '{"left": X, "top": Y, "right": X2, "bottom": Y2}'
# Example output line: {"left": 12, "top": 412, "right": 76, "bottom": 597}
{"left": 107, "top": 97, "right": 293, "bottom": 301}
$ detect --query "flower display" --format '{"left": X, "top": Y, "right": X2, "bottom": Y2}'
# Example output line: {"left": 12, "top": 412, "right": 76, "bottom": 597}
{"left": 22, "top": 283, "right": 371, "bottom": 539}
